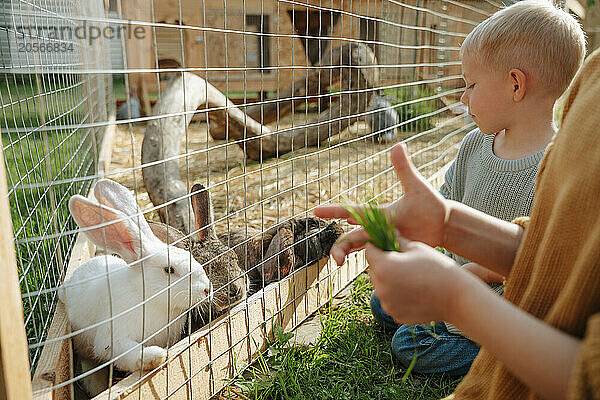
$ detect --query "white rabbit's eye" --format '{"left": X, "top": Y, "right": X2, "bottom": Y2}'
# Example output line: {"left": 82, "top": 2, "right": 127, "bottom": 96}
{"left": 164, "top": 266, "right": 176, "bottom": 274}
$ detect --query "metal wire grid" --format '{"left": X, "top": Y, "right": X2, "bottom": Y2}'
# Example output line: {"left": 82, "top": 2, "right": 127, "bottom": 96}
{"left": 1, "top": 0, "right": 112, "bottom": 372}
{"left": 0, "top": 0, "right": 499, "bottom": 398}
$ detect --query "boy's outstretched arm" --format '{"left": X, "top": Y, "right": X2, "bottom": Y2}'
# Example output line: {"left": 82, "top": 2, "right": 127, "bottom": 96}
{"left": 314, "top": 143, "right": 523, "bottom": 278}
{"left": 366, "top": 241, "right": 580, "bottom": 400}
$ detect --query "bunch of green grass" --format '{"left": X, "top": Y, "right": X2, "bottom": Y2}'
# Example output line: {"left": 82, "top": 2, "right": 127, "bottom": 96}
{"left": 343, "top": 200, "right": 400, "bottom": 252}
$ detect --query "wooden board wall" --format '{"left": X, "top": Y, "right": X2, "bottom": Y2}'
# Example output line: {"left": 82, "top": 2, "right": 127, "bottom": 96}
{"left": 123, "top": 0, "right": 311, "bottom": 95}
{"left": 122, "top": 0, "right": 496, "bottom": 111}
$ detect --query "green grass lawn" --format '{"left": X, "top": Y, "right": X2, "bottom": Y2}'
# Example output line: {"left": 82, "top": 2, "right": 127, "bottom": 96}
{"left": 2, "top": 125, "right": 94, "bottom": 369}
{"left": 1, "top": 76, "right": 95, "bottom": 370}
{"left": 230, "top": 274, "right": 461, "bottom": 399}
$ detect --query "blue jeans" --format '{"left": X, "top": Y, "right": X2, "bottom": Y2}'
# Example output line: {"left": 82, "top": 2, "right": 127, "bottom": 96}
{"left": 370, "top": 292, "right": 480, "bottom": 377}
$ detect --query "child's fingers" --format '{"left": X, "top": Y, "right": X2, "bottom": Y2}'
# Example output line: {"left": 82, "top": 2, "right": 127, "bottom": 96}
{"left": 364, "top": 242, "right": 403, "bottom": 286}
{"left": 462, "top": 263, "right": 505, "bottom": 283}
{"left": 313, "top": 204, "right": 351, "bottom": 219}
{"left": 365, "top": 236, "right": 419, "bottom": 282}
{"left": 390, "top": 143, "right": 424, "bottom": 193}
{"left": 395, "top": 231, "right": 412, "bottom": 251}
{"left": 314, "top": 204, "right": 359, "bottom": 224}
{"left": 364, "top": 237, "right": 411, "bottom": 265}
{"left": 330, "top": 227, "right": 371, "bottom": 265}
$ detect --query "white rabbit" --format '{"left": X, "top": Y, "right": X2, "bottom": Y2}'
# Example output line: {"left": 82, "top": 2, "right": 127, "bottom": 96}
{"left": 59, "top": 179, "right": 212, "bottom": 372}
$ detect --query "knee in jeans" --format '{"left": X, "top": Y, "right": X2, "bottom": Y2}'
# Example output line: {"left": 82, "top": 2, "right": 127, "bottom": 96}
{"left": 390, "top": 327, "right": 419, "bottom": 366}
{"left": 370, "top": 292, "right": 380, "bottom": 314}
{"left": 370, "top": 292, "right": 385, "bottom": 320}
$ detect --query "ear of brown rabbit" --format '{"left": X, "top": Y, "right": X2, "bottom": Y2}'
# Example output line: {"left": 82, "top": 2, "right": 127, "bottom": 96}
{"left": 190, "top": 183, "right": 218, "bottom": 242}
{"left": 147, "top": 220, "right": 189, "bottom": 249}
{"left": 263, "top": 227, "right": 295, "bottom": 281}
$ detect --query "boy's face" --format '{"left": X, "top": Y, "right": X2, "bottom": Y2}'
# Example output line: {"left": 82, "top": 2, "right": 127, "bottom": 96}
{"left": 460, "top": 55, "right": 514, "bottom": 134}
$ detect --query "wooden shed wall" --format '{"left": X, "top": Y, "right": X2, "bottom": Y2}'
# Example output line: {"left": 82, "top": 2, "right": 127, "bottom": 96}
{"left": 122, "top": 0, "right": 497, "bottom": 110}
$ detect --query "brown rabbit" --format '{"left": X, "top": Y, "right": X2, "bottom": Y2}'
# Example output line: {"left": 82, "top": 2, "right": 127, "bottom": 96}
{"left": 148, "top": 183, "right": 247, "bottom": 320}
{"left": 151, "top": 183, "right": 344, "bottom": 298}
{"left": 218, "top": 217, "right": 343, "bottom": 293}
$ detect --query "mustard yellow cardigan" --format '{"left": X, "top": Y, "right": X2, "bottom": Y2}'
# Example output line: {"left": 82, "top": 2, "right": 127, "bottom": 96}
{"left": 446, "top": 48, "right": 600, "bottom": 400}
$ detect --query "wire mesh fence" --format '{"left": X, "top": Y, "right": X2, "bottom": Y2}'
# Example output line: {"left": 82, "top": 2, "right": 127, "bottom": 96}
{"left": 0, "top": 0, "right": 500, "bottom": 398}
{"left": 0, "top": 0, "right": 112, "bottom": 375}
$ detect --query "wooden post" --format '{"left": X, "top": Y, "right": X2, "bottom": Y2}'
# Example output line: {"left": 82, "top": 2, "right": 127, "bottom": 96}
{"left": 121, "top": 0, "right": 153, "bottom": 116}
{"left": 0, "top": 133, "right": 33, "bottom": 400}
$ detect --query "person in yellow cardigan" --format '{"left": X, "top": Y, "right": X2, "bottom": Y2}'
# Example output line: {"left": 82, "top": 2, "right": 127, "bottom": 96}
{"left": 314, "top": 48, "right": 600, "bottom": 400}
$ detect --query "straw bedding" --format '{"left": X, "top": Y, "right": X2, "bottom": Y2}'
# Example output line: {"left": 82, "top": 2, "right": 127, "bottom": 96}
{"left": 107, "top": 112, "right": 466, "bottom": 234}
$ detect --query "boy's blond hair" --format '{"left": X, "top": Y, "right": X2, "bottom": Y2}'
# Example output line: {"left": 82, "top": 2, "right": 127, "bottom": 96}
{"left": 460, "top": 0, "right": 586, "bottom": 98}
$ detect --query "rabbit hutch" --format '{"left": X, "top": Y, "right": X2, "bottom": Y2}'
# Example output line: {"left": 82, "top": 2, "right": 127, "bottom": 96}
{"left": 2, "top": 0, "right": 578, "bottom": 399}
{"left": 120, "top": 0, "right": 499, "bottom": 116}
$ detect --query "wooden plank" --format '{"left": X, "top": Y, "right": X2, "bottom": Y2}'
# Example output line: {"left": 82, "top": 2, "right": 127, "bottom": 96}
{"left": 97, "top": 112, "right": 117, "bottom": 176}
{"left": 0, "top": 135, "right": 33, "bottom": 400}
{"left": 92, "top": 254, "right": 368, "bottom": 400}
{"left": 121, "top": 0, "right": 153, "bottom": 116}
{"left": 31, "top": 235, "right": 95, "bottom": 400}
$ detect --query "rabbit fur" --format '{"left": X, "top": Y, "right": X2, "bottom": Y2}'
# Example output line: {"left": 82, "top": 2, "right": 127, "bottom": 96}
{"left": 218, "top": 216, "right": 344, "bottom": 291}
{"left": 148, "top": 183, "right": 247, "bottom": 321}
{"left": 58, "top": 179, "right": 212, "bottom": 372}
{"left": 151, "top": 183, "right": 344, "bottom": 296}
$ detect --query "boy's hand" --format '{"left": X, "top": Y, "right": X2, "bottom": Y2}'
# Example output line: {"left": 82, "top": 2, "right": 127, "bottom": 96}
{"left": 365, "top": 237, "right": 462, "bottom": 324}
{"left": 315, "top": 143, "right": 449, "bottom": 250}
{"left": 328, "top": 226, "right": 370, "bottom": 266}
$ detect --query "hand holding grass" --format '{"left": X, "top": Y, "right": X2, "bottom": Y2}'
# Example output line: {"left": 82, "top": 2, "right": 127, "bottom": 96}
{"left": 315, "top": 143, "right": 521, "bottom": 277}
{"left": 314, "top": 143, "right": 449, "bottom": 259}
{"left": 364, "top": 239, "right": 462, "bottom": 325}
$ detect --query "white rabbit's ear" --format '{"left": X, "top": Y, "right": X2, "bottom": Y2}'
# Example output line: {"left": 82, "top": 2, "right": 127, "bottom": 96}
{"left": 94, "top": 179, "right": 140, "bottom": 217}
{"left": 69, "top": 195, "right": 148, "bottom": 264}
{"left": 190, "top": 183, "right": 218, "bottom": 241}
{"left": 93, "top": 179, "right": 155, "bottom": 238}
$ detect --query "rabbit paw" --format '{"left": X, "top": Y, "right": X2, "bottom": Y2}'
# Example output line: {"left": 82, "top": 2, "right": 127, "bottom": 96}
{"left": 139, "top": 346, "right": 168, "bottom": 370}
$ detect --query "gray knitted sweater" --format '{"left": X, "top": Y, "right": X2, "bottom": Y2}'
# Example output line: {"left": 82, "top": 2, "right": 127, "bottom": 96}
{"left": 439, "top": 128, "right": 546, "bottom": 335}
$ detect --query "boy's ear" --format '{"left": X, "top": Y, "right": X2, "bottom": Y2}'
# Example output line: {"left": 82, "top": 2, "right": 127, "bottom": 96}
{"left": 510, "top": 68, "right": 527, "bottom": 102}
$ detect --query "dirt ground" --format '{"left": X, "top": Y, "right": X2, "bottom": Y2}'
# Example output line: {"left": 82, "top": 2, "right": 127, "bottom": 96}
{"left": 107, "top": 111, "right": 469, "bottom": 233}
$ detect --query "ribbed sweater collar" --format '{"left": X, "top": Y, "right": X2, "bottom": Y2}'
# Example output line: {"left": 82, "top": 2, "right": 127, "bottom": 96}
{"left": 481, "top": 133, "right": 545, "bottom": 172}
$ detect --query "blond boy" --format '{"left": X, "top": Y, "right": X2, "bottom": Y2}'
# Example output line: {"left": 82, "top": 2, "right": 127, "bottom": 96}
{"left": 367, "top": 0, "right": 586, "bottom": 376}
